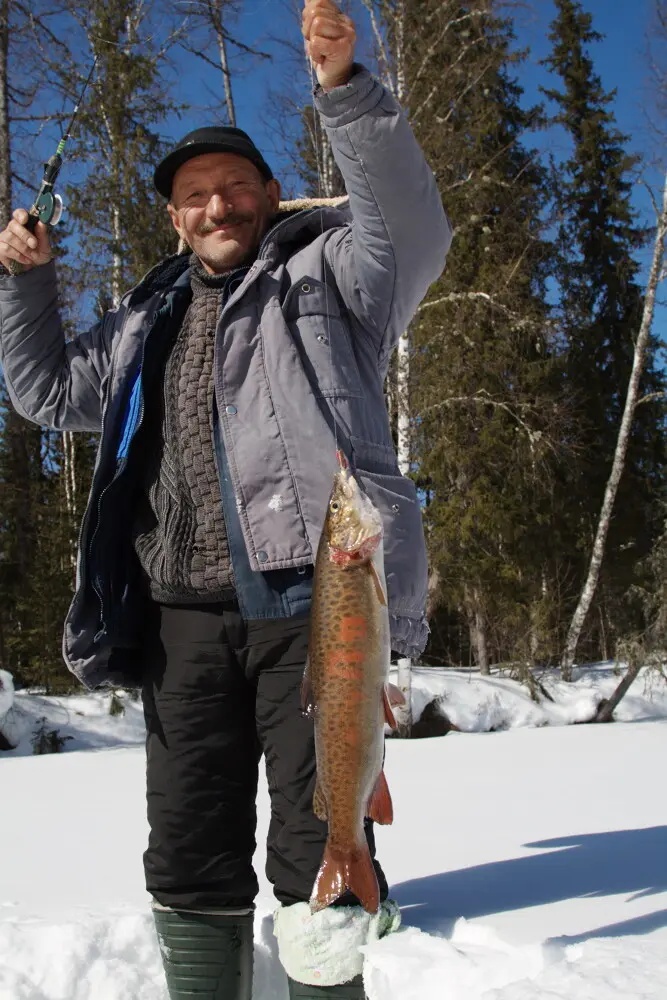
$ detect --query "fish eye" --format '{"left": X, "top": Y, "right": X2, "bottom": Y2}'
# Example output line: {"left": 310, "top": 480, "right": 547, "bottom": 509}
{"left": 330, "top": 500, "right": 340, "bottom": 512}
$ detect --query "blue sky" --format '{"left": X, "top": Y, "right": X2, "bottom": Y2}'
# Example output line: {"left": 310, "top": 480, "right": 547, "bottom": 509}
{"left": 165, "top": 1, "right": 665, "bottom": 250}
{"left": 17, "top": 0, "right": 665, "bottom": 313}
{"left": 173, "top": 0, "right": 661, "bottom": 186}
{"left": 24, "top": 1, "right": 662, "bottom": 212}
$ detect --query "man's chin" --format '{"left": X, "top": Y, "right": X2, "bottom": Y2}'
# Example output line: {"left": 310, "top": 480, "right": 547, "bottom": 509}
{"left": 196, "top": 239, "right": 250, "bottom": 274}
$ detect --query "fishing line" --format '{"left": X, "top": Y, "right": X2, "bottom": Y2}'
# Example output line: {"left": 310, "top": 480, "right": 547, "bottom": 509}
{"left": 308, "top": 52, "right": 340, "bottom": 459}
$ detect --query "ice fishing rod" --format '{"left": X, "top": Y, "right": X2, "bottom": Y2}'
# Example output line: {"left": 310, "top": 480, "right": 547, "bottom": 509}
{"left": 10, "top": 57, "right": 99, "bottom": 276}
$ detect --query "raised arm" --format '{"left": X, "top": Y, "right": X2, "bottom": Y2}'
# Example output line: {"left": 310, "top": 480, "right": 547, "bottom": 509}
{"left": 303, "top": 1, "right": 453, "bottom": 361}
{"left": 0, "top": 211, "right": 118, "bottom": 432}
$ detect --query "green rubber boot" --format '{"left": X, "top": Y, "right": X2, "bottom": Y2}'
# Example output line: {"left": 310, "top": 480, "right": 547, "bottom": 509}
{"left": 287, "top": 975, "right": 365, "bottom": 999}
{"left": 153, "top": 905, "right": 254, "bottom": 999}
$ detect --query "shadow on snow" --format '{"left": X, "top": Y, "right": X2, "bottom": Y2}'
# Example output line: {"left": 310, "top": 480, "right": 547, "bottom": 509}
{"left": 392, "top": 826, "right": 667, "bottom": 938}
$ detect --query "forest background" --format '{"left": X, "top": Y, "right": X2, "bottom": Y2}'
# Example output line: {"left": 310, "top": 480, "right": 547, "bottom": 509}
{"left": 2, "top": 0, "right": 667, "bottom": 694}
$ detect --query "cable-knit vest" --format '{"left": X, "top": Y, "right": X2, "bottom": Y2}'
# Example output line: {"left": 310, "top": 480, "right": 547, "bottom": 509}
{"left": 132, "top": 256, "right": 248, "bottom": 604}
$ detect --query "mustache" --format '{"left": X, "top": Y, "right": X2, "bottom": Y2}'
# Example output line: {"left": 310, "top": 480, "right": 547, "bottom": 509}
{"left": 198, "top": 213, "right": 253, "bottom": 235}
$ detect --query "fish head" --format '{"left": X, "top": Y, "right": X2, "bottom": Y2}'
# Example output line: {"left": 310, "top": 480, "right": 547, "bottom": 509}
{"left": 325, "top": 453, "right": 383, "bottom": 567}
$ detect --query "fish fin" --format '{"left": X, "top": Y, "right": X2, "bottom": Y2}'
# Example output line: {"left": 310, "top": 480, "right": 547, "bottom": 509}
{"left": 367, "top": 769, "right": 394, "bottom": 825}
{"left": 312, "top": 778, "right": 328, "bottom": 821}
{"left": 300, "top": 658, "right": 316, "bottom": 718}
{"left": 386, "top": 682, "right": 406, "bottom": 707}
{"left": 310, "top": 842, "right": 380, "bottom": 915}
{"left": 382, "top": 686, "right": 398, "bottom": 729}
{"left": 369, "top": 561, "right": 388, "bottom": 606}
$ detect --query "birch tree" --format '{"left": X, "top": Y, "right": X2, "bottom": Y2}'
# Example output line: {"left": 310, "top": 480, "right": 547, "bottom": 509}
{"left": 562, "top": 173, "right": 667, "bottom": 684}
{"left": 177, "top": 0, "right": 271, "bottom": 126}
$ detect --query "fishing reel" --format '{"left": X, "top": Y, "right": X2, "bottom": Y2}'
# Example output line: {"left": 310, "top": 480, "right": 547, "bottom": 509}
{"left": 6, "top": 56, "right": 96, "bottom": 276}
{"left": 9, "top": 153, "right": 64, "bottom": 275}
{"left": 32, "top": 154, "right": 65, "bottom": 228}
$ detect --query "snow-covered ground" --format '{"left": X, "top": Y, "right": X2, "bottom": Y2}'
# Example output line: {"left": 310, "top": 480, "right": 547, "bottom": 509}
{"left": 400, "top": 662, "right": 667, "bottom": 732}
{"left": 1, "top": 669, "right": 666, "bottom": 999}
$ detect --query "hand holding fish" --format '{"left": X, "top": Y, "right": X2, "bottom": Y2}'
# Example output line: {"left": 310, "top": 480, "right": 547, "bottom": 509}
{"left": 302, "top": 0, "right": 356, "bottom": 91}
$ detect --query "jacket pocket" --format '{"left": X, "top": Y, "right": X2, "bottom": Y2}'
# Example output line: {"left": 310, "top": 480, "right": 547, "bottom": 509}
{"left": 349, "top": 435, "right": 400, "bottom": 475}
{"left": 282, "top": 277, "right": 363, "bottom": 398}
{"left": 355, "top": 470, "right": 428, "bottom": 613}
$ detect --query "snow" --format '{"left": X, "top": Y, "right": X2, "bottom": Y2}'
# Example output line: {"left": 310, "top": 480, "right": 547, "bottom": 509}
{"left": 1, "top": 672, "right": 666, "bottom": 999}
{"left": 0, "top": 671, "right": 13, "bottom": 720}
{"left": 398, "top": 662, "right": 667, "bottom": 732}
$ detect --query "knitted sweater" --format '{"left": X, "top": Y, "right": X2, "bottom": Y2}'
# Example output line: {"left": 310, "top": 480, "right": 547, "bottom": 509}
{"left": 132, "top": 256, "right": 248, "bottom": 604}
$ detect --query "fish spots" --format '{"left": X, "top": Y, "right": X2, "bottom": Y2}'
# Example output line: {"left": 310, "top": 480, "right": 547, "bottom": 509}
{"left": 340, "top": 616, "right": 367, "bottom": 644}
{"left": 325, "top": 649, "right": 364, "bottom": 684}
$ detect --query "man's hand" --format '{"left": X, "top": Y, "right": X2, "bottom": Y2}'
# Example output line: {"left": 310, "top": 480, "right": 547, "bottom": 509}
{"left": 302, "top": 0, "right": 356, "bottom": 91}
{"left": 0, "top": 209, "right": 52, "bottom": 273}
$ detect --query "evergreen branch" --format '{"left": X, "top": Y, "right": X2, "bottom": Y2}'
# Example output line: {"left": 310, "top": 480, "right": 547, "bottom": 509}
{"left": 636, "top": 391, "right": 667, "bottom": 406}
{"left": 437, "top": 59, "right": 495, "bottom": 125}
{"left": 417, "top": 290, "right": 541, "bottom": 330}
{"left": 406, "top": 9, "right": 487, "bottom": 107}
{"left": 410, "top": 37, "right": 485, "bottom": 122}
{"left": 441, "top": 170, "right": 474, "bottom": 192}
{"left": 422, "top": 390, "right": 548, "bottom": 453}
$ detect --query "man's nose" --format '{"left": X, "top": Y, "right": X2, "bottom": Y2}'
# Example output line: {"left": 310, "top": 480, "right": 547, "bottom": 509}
{"left": 206, "top": 192, "right": 232, "bottom": 217}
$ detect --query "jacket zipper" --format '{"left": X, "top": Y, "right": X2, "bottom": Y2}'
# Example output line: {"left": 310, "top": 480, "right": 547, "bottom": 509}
{"left": 87, "top": 308, "right": 162, "bottom": 642}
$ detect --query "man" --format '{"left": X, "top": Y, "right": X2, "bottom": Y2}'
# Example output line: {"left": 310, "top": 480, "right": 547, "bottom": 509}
{"left": 0, "top": 1, "right": 452, "bottom": 996}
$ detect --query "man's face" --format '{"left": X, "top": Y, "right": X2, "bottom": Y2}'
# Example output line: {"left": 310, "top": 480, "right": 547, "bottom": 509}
{"left": 168, "top": 152, "right": 281, "bottom": 274}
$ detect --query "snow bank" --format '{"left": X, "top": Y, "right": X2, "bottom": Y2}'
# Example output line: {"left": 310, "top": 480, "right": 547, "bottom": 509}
{"left": 392, "top": 663, "right": 667, "bottom": 733}
{"left": 5, "top": 688, "right": 146, "bottom": 758}
{"left": 363, "top": 921, "right": 547, "bottom": 1000}
{"left": 0, "top": 671, "right": 13, "bottom": 720}
{"left": 5, "top": 661, "right": 666, "bottom": 762}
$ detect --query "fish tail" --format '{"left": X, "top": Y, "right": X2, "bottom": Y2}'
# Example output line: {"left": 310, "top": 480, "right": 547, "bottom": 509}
{"left": 310, "top": 841, "right": 380, "bottom": 915}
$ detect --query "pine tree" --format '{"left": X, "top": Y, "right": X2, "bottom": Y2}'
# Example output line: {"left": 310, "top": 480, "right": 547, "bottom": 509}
{"left": 543, "top": 0, "right": 667, "bottom": 672}
{"left": 402, "top": 1, "right": 562, "bottom": 671}
{"left": 44, "top": 0, "right": 183, "bottom": 303}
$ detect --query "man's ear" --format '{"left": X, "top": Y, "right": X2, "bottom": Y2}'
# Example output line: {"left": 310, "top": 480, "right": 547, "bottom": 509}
{"left": 167, "top": 202, "right": 183, "bottom": 238}
{"left": 267, "top": 178, "right": 281, "bottom": 212}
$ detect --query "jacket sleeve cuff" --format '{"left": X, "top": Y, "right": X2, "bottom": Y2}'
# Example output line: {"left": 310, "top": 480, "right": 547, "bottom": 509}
{"left": 0, "top": 260, "right": 57, "bottom": 297}
{"left": 314, "top": 64, "right": 385, "bottom": 127}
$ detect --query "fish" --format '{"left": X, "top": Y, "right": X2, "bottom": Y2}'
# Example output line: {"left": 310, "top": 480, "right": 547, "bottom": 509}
{"left": 302, "top": 450, "right": 403, "bottom": 915}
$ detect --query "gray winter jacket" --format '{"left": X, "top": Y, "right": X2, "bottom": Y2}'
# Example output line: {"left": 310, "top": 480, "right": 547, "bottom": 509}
{"left": 0, "top": 67, "right": 452, "bottom": 687}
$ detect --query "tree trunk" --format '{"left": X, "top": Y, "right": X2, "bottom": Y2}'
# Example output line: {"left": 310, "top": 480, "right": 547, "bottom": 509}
{"left": 593, "top": 662, "right": 642, "bottom": 723}
{"left": 214, "top": 13, "right": 236, "bottom": 125}
{"left": 62, "top": 430, "right": 78, "bottom": 572}
{"left": 560, "top": 171, "right": 667, "bottom": 680}
{"left": 377, "top": 0, "right": 414, "bottom": 735}
{"left": 111, "top": 202, "right": 122, "bottom": 309}
{"left": 0, "top": 0, "right": 9, "bottom": 227}
{"left": 466, "top": 587, "right": 489, "bottom": 674}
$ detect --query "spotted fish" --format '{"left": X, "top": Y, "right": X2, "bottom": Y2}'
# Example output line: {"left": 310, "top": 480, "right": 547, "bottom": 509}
{"left": 302, "top": 451, "right": 403, "bottom": 914}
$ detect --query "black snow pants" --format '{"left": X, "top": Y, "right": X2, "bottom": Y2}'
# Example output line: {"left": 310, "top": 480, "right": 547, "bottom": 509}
{"left": 140, "top": 601, "right": 388, "bottom": 910}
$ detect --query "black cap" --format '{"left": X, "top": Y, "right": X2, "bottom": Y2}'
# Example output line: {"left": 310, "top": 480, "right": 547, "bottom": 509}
{"left": 154, "top": 126, "right": 274, "bottom": 199}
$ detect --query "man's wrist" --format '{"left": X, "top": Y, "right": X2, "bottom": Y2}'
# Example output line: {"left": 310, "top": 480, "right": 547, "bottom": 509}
{"left": 323, "top": 71, "right": 354, "bottom": 92}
